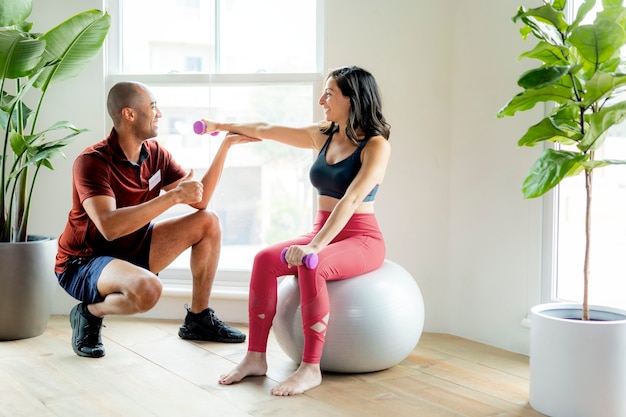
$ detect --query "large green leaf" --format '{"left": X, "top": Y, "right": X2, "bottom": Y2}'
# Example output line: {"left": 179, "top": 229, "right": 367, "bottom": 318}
{"left": 0, "top": 0, "right": 32, "bottom": 27}
{"left": 518, "top": 65, "right": 570, "bottom": 89}
{"left": 34, "top": 10, "right": 110, "bottom": 90}
{"left": 582, "top": 72, "right": 626, "bottom": 106}
{"left": 513, "top": 5, "right": 567, "bottom": 45}
{"left": 533, "top": 4, "right": 569, "bottom": 32}
{"left": 497, "top": 83, "right": 573, "bottom": 117}
{"left": 570, "top": 20, "right": 626, "bottom": 76}
{"left": 519, "top": 41, "right": 569, "bottom": 65}
{"left": 579, "top": 101, "right": 626, "bottom": 150}
{"left": 518, "top": 116, "right": 577, "bottom": 147}
{"left": 551, "top": 104, "right": 582, "bottom": 132}
{"left": 0, "top": 30, "right": 46, "bottom": 80}
{"left": 522, "top": 148, "right": 587, "bottom": 198}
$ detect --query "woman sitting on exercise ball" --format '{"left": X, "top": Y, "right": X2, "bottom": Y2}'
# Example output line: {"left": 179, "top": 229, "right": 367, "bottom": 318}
{"left": 200, "top": 65, "right": 391, "bottom": 396}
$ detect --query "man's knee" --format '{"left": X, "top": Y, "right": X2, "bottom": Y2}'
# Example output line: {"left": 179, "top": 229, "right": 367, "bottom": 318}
{"left": 196, "top": 209, "right": 221, "bottom": 238}
{"left": 132, "top": 276, "right": 163, "bottom": 312}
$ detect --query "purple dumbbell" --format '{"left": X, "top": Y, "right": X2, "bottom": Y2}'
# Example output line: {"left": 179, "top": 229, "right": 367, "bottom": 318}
{"left": 280, "top": 247, "right": 318, "bottom": 269}
{"left": 193, "top": 120, "right": 219, "bottom": 136}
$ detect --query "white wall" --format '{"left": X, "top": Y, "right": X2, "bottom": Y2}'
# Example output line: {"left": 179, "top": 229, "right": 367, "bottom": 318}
{"left": 30, "top": 0, "right": 546, "bottom": 355}
{"left": 447, "top": 0, "right": 545, "bottom": 353}
{"left": 325, "top": 0, "right": 454, "bottom": 346}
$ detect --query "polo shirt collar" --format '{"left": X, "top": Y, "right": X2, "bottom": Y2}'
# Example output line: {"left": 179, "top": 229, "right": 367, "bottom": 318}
{"left": 107, "top": 128, "right": 150, "bottom": 165}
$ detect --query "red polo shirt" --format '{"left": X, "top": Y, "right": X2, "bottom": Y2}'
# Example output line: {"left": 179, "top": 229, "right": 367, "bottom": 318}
{"left": 55, "top": 129, "right": 186, "bottom": 274}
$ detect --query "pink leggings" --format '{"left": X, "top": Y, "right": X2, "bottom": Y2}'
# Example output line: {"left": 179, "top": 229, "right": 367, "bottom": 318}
{"left": 247, "top": 211, "right": 386, "bottom": 364}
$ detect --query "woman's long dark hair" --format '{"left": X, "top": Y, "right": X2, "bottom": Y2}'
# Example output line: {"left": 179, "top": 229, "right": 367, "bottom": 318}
{"left": 320, "top": 66, "right": 391, "bottom": 145}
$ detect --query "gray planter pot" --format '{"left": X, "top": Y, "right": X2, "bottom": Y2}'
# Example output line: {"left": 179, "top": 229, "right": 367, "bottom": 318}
{"left": 0, "top": 235, "right": 58, "bottom": 340}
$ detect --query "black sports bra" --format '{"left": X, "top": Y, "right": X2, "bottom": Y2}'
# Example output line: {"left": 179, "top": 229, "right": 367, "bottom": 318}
{"left": 309, "top": 132, "right": 379, "bottom": 202}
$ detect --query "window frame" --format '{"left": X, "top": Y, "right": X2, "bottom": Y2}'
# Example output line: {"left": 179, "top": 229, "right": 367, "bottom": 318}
{"left": 544, "top": 1, "right": 626, "bottom": 310}
{"left": 104, "top": 0, "right": 325, "bottom": 286}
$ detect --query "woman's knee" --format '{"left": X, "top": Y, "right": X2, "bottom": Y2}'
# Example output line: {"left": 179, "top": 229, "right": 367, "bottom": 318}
{"left": 252, "top": 246, "right": 283, "bottom": 270}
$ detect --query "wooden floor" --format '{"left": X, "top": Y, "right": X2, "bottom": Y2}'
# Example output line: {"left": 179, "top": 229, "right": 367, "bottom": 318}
{"left": 0, "top": 315, "right": 546, "bottom": 417}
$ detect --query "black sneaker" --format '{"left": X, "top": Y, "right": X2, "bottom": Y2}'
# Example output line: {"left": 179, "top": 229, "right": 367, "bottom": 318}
{"left": 178, "top": 305, "right": 246, "bottom": 343}
{"left": 69, "top": 303, "right": 105, "bottom": 358}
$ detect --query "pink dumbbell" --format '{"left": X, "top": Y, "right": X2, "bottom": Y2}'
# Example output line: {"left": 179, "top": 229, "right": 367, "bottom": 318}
{"left": 193, "top": 120, "right": 219, "bottom": 136}
{"left": 280, "top": 247, "right": 318, "bottom": 269}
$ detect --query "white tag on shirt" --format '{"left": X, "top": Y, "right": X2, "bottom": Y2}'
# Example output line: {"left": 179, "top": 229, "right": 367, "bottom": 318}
{"left": 148, "top": 169, "right": 162, "bottom": 191}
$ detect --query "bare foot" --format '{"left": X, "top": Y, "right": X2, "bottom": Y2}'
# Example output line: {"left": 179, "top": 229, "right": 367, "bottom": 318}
{"left": 219, "top": 351, "right": 268, "bottom": 385}
{"left": 270, "top": 362, "right": 322, "bottom": 396}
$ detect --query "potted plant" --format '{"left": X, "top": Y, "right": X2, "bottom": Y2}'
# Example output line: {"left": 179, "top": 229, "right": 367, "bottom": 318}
{"left": 497, "top": 1, "right": 626, "bottom": 416}
{"left": 0, "top": 0, "right": 110, "bottom": 340}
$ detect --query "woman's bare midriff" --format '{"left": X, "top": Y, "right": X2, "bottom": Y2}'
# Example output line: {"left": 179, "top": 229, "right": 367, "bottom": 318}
{"left": 317, "top": 195, "right": 375, "bottom": 214}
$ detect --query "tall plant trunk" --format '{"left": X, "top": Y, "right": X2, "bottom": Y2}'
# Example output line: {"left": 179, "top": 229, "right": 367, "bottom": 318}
{"left": 583, "top": 167, "right": 592, "bottom": 321}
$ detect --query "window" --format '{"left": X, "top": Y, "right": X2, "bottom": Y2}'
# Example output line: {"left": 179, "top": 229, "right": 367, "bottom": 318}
{"left": 552, "top": 2, "right": 626, "bottom": 309}
{"left": 106, "top": 0, "right": 323, "bottom": 278}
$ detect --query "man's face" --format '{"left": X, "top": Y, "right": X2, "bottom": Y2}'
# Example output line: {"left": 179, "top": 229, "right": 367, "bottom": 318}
{"left": 132, "top": 87, "right": 162, "bottom": 140}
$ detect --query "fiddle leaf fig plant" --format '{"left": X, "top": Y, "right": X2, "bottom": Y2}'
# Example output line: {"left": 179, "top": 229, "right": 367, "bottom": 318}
{"left": 0, "top": 0, "right": 110, "bottom": 242}
{"left": 497, "top": 0, "right": 626, "bottom": 320}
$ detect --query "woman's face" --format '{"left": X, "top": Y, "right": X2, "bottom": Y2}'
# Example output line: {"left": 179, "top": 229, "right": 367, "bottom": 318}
{"left": 318, "top": 77, "right": 351, "bottom": 124}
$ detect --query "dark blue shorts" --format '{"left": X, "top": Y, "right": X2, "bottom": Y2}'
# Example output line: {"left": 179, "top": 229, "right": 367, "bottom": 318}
{"left": 56, "top": 225, "right": 153, "bottom": 304}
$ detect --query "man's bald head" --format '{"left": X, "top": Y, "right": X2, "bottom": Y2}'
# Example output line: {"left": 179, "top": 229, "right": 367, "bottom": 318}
{"left": 107, "top": 81, "right": 149, "bottom": 126}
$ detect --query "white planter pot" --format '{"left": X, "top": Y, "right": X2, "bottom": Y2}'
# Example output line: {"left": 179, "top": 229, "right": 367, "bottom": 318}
{"left": 529, "top": 303, "right": 626, "bottom": 417}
